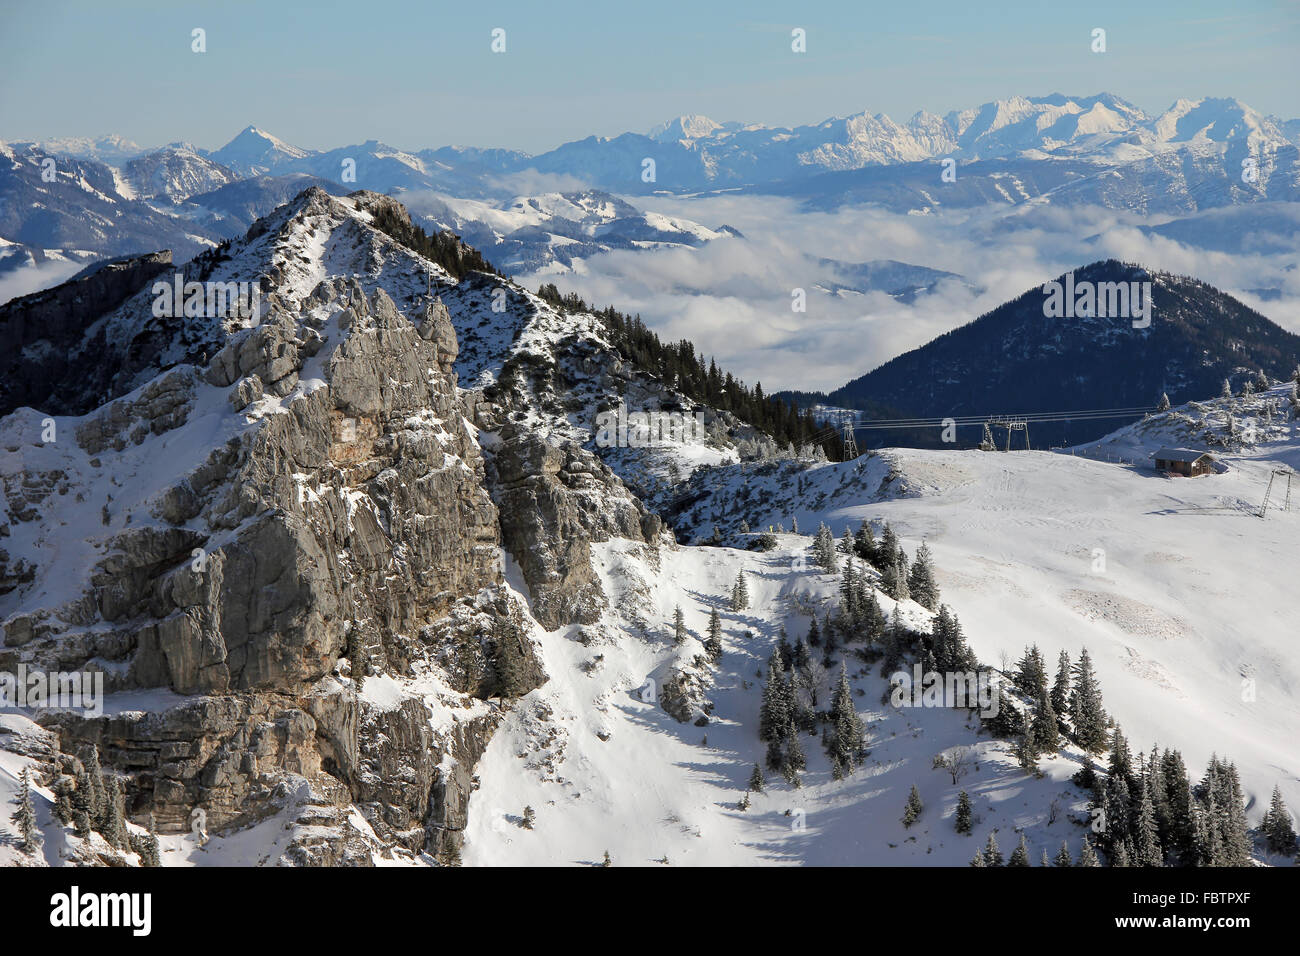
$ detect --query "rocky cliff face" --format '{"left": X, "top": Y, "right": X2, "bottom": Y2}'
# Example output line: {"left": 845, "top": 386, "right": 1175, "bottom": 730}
{"left": 0, "top": 190, "right": 571, "bottom": 863}
{"left": 0, "top": 186, "right": 748, "bottom": 865}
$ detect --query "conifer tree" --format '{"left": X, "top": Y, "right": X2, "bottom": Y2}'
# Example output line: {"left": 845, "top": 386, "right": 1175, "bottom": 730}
{"left": 1078, "top": 838, "right": 1101, "bottom": 867}
{"left": 955, "top": 791, "right": 973, "bottom": 835}
{"left": 53, "top": 777, "right": 74, "bottom": 826}
{"left": 1008, "top": 833, "right": 1031, "bottom": 866}
{"left": 1054, "top": 841, "right": 1073, "bottom": 867}
{"left": 1015, "top": 644, "right": 1048, "bottom": 698}
{"left": 765, "top": 736, "right": 784, "bottom": 773}
{"left": 879, "top": 522, "right": 900, "bottom": 569}
{"left": 758, "top": 658, "right": 790, "bottom": 742}
{"left": 1050, "top": 649, "right": 1071, "bottom": 719}
{"left": 1198, "top": 756, "right": 1251, "bottom": 866}
{"left": 1159, "top": 748, "right": 1197, "bottom": 865}
{"left": 1262, "top": 785, "right": 1297, "bottom": 855}
{"left": 704, "top": 608, "right": 723, "bottom": 660}
{"left": 1108, "top": 726, "right": 1133, "bottom": 785}
{"left": 673, "top": 605, "right": 687, "bottom": 646}
{"left": 783, "top": 719, "right": 806, "bottom": 776}
{"left": 83, "top": 745, "right": 106, "bottom": 822}
{"left": 140, "top": 819, "right": 162, "bottom": 867}
{"left": 892, "top": 553, "right": 911, "bottom": 602}
{"left": 1070, "top": 648, "right": 1109, "bottom": 753}
{"left": 1134, "top": 780, "right": 1164, "bottom": 867}
{"left": 731, "top": 572, "right": 750, "bottom": 611}
{"left": 11, "top": 767, "right": 40, "bottom": 853}
{"left": 902, "top": 785, "right": 924, "bottom": 828}
{"left": 1104, "top": 774, "right": 1133, "bottom": 852}
{"left": 879, "top": 560, "right": 898, "bottom": 600}
{"left": 970, "top": 850, "right": 986, "bottom": 867}
{"left": 854, "top": 520, "right": 876, "bottom": 564}
{"left": 1040, "top": 849, "right": 1051, "bottom": 867}
{"left": 806, "top": 615, "right": 821, "bottom": 648}
{"left": 1111, "top": 839, "right": 1133, "bottom": 867}
{"left": 1145, "top": 745, "right": 1172, "bottom": 847}
{"left": 1015, "top": 709, "right": 1039, "bottom": 775}
{"left": 748, "top": 764, "right": 765, "bottom": 794}
{"left": 100, "top": 776, "right": 128, "bottom": 850}
{"left": 812, "top": 523, "right": 838, "bottom": 573}
{"left": 839, "top": 559, "right": 860, "bottom": 624}
{"left": 982, "top": 832, "right": 1003, "bottom": 866}
{"left": 825, "top": 667, "right": 863, "bottom": 773}
{"left": 861, "top": 590, "right": 885, "bottom": 645}
{"left": 522, "top": 806, "right": 536, "bottom": 830}
{"left": 907, "top": 542, "right": 939, "bottom": 610}
{"left": 1032, "top": 694, "right": 1060, "bottom": 755}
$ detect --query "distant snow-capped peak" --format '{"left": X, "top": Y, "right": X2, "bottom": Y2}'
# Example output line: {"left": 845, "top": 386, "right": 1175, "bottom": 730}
{"left": 210, "top": 125, "right": 314, "bottom": 175}
{"left": 648, "top": 114, "right": 726, "bottom": 143}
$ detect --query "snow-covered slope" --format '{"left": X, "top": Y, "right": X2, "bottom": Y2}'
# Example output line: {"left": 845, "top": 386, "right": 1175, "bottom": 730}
{"left": 467, "top": 539, "right": 1101, "bottom": 866}
{"left": 413, "top": 189, "right": 735, "bottom": 275}
{"left": 656, "top": 386, "right": 1300, "bottom": 851}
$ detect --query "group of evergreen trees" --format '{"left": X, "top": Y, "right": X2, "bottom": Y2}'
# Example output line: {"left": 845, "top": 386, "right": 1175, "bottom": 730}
{"left": 370, "top": 203, "right": 500, "bottom": 281}
{"left": 815, "top": 519, "right": 940, "bottom": 611}
{"left": 812, "top": 523, "right": 1297, "bottom": 868}
{"left": 970, "top": 831, "right": 1102, "bottom": 868}
{"left": 983, "top": 645, "right": 1107, "bottom": 761}
{"left": 758, "top": 645, "right": 812, "bottom": 787}
{"left": 536, "top": 283, "right": 844, "bottom": 460}
{"left": 754, "top": 620, "right": 869, "bottom": 789}
{"left": 15, "top": 746, "right": 163, "bottom": 865}
{"left": 980, "top": 640, "right": 1297, "bottom": 867}
{"left": 1086, "top": 737, "right": 1263, "bottom": 867}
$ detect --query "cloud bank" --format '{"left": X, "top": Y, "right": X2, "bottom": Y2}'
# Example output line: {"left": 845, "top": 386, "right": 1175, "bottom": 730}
{"left": 517, "top": 195, "right": 1300, "bottom": 395}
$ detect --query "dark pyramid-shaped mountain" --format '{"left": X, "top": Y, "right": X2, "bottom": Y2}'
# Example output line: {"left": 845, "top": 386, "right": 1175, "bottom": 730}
{"left": 826, "top": 259, "right": 1300, "bottom": 447}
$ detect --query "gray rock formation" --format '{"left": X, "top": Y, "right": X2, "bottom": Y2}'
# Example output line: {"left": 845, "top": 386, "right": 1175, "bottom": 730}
{"left": 3, "top": 270, "right": 546, "bottom": 862}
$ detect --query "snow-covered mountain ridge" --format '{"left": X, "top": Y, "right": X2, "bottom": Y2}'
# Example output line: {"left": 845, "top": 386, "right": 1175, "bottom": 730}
{"left": 1, "top": 188, "right": 1295, "bottom": 868}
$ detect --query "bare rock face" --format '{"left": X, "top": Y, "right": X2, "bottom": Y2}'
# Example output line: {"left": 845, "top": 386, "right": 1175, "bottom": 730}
{"left": 5, "top": 276, "right": 544, "bottom": 861}
{"left": 1, "top": 187, "right": 681, "bottom": 864}
{"left": 487, "top": 423, "right": 659, "bottom": 630}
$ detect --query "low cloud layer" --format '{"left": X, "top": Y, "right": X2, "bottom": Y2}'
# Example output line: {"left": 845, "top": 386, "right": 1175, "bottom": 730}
{"left": 518, "top": 195, "right": 1300, "bottom": 395}
{"left": 0, "top": 258, "right": 87, "bottom": 309}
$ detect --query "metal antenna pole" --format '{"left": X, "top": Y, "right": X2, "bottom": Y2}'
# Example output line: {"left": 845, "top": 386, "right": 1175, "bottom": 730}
{"left": 841, "top": 415, "right": 859, "bottom": 461}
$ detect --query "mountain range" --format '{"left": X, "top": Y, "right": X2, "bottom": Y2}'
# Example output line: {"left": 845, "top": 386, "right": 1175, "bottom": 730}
{"left": 4, "top": 92, "right": 1297, "bottom": 292}
{"left": 2, "top": 186, "right": 1296, "bottom": 869}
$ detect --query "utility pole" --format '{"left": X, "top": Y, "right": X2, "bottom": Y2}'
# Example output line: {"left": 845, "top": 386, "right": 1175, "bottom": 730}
{"left": 841, "top": 415, "right": 860, "bottom": 461}
{"left": 1259, "top": 469, "right": 1294, "bottom": 518}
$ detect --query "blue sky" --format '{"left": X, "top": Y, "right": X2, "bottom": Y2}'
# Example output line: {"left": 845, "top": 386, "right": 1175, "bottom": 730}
{"left": 2, "top": 0, "right": 1298, "bottom": 153}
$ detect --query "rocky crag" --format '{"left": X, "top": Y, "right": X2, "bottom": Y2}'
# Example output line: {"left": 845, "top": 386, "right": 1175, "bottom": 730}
{"left": 0, "top": 188, "right": 701, "bottom": 864}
